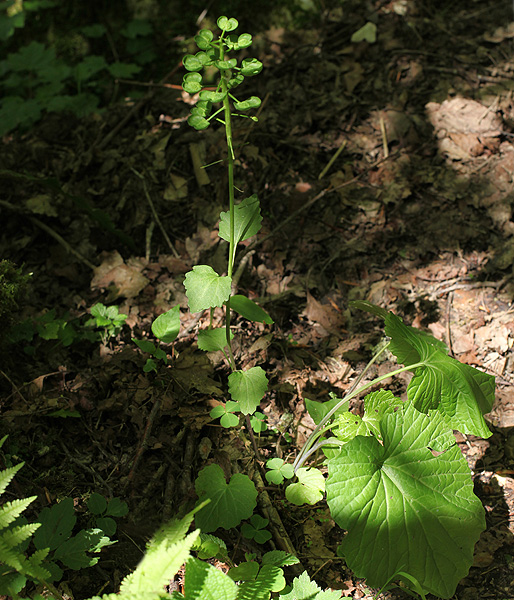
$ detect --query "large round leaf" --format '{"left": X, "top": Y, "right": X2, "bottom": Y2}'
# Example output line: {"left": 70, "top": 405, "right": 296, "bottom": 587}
{"left": 326, "top": 402, "right": 485, "bottom": 599}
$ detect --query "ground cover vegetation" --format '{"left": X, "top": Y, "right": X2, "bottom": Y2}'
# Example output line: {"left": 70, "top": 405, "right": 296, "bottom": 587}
{"left": 2, "top": 0, "right": 514, "bottom": 598}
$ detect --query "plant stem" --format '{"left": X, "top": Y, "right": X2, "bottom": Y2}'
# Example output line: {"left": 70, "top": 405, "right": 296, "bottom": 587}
{"left": 293, "top": 361, "right": 425, "bottom": 472}
{"left": 220, "top": 44, "right": 236, "bottom": 369}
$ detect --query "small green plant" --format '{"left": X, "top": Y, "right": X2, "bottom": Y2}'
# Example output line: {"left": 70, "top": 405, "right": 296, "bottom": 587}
{"left": 85, "top": 302, "right": 127, "bottom": 343}
{"left": 86, "top": 493, "right": 129, "bottom": 537}
{"left": 286, "top": 301, "right": 495, "bottom": 598}
{"left": 0, "top": 14, "right": 151, "bottom": 135}
{"left": 132, "top": 305, "right": 180, "bottom": 372}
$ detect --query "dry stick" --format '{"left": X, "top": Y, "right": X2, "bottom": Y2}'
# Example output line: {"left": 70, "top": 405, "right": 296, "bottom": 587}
{"left": 30, "top": 216, "right": 97, "bottom": 270}
{"left": 318, "top": 139, "right": 347, "bottom": 180}
{"left": 131, "top": 167, "right": 180, "bottom": 258}
{"left": 125, "top": 398, "right": 162, "bottom": 487}
{"left": 0, "top": 200, "right": 97, "bottom": 270}
{"left": 251, "top": 465, "right": 304, "bottom": 575}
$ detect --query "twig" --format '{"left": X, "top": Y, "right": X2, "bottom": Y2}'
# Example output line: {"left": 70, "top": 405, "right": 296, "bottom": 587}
{"left": 130, "top": 168, "right": 180, "bottom": 258}
{"left": 379, "top": 113, "right": 389, "bottom": 158}
{"left": 30, "top": 216, "right": 97, "bottom": 269}
{"left": 125, "top": 398, "right": 161, "bottom": 486}
{"left": 58, "top": 439, "right": 112, "bottom": 495}
{"left": 318, "top": 139, "right": 347, "bottom": 180}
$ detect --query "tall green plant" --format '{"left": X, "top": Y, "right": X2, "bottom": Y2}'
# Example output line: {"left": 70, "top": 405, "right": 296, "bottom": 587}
{"left": 182, "top": 16, "right": 271, "bottom": 430}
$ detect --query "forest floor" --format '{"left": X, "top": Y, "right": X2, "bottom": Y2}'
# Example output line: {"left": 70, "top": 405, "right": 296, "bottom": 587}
{"left": 2, "top": 1, "right": 514, "bottom": 598}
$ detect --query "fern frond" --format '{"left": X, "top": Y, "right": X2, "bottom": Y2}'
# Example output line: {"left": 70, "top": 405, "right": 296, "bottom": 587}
{"left": 24, "top": 548, "right": 51, "bottom": 581}
{"left": 0, "top": 462, "right": 24, "bottom": 497}
{"left": 0, "top": 536, "right": 26, "bottom": 571}
{"left": 1, "top": 522, "right": 40, "bottom": 549}
{"left": 0, "top": 496, "right": 37, "bottom": 529}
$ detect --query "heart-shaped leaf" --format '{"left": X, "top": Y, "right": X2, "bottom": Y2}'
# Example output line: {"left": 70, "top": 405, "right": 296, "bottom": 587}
{"left": 233, "top": 96, "right": 261, "bottom": 111}
{"left": 240, "top": 58, "right": 263, "bottom": 77}
{"left": 184, "top": 265, "right": 231, "bottom": 313}
{"left": 182, "top": 72, "right": 202, "bottom": 93}
{"left": 351, "top": 21, "right": 377, "bottom": 43}
{"left": 195, "top": 29, "right": 213, "bottom": 50}
{"left": 187, "top": 114, "right": 210, "bottom": 130}
{"left": 199, "top": 89, "right": 227, "bottom": 103}
{"left": 326, "top": 401, "right": 486, "bottom": 599}
{"left": 228, "top": 366, "right": 268, "bottom": 414}
{"left": 217, "top": 16, "right": 238, "bottom": 32}
{"left": 151, "top": 305, "right": 180, "bottom": 343}
{"left": 210, "top": 401, "right": 240, "bottom": 428}
{"left": 285, "top": 468, "right": 325, "bottom": 506}
{"left": 215, "top": 58, "right": 237, "bottom": 70}
{"left": 183, "top": 54, "right": 203, "bottom": 72}
{"left": 195, "top": 464, "right": 257, "bottom": 532}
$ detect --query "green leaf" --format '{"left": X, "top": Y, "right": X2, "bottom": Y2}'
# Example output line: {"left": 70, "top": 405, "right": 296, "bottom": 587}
{"left": 304, "top": 393, "right": 348, "bottom": 425}
{"left": 210, "top": 402, "right": 240, "bottom": 428}
{"left": 143, "top": 358, "right": 157, "bottom": 372}
{"left": 195, "top": 464, "right": 257, "bottom": 532}
{"left": 107, "top": 61, "right": 141, "bottom": 78}
{"left": 95, "top": 517, "right": 116, "bottom": 536}
{"left": 184, "top": 265, "right": 232, "bottom": 313}
{"left": 226, "top": 33, "right": 253, "bottom": 51}
{"left": 198, "top": 328, "right": 233, "bottom": 352}
{"left": 353, "top": 302, "right": 494, "bottom": 437}
{"left": 73, "top": 55, "right": 107, "bottom": 82}
{"left": 262, "top": 551, "right": 299, "bottom": 567}
{"left": 228, "top": 560, "right": 259, "bottom": 581}
{"left": 199, "top": 89, "right": 226, "bottom": 103}
{"left": 188, "top": 114, "right": 210, "bottom": 130}
{"left": 152, "top": 306, "right": 180, "bottom": 343}
{"left": 195, "top": 29, "right": 214, "bottom": 50}
{"left": 219, "top": 194, "right": 262, "bottom": 245}
{"left": 265, "top": 459, "right": 294, "bottom": 485}
{"left": 215, "top": 58, "right": 237, "bottom": 70}
{"left": 87, "top": 493, "right": 107, "bottom": 516}
{"left": 250, "top": 411, "right": 267, "bottom": 433}
{"left": 240, "top": 58, "right": 263, "bottom": 77}
{"left": 105, "top": 497, "right": 129, "bottom": 517}
{"left": 133, "top": 338, "right": 157, "bottom": 355}
{"left": 190, "top": 100, "right": 212, "bottom": 118}
{"left": 241, "top": 515, "right": 271, "bottom": 544}
{"left": 326, "top": 401, "right": 486, "bottom": 599}
{"left": 183, "top": 54, "right": 204, "bottom": 72}
{"left": 351, "top": 21, "right": 377, "bottom": 43}
{"left": 285, "top": 468, "right": 325, "bottom": 506}
{"left": 192, "top": 532, "right": 227, "bottom": 560}
{"left": 234, "top": 96, "right": 261, "bottom": 111}
{"left": 228, "top": 73, "right": 244, "bottom": 89}
{"left": 186, "top": 557, "right": 238, "bottom": 600}
{"left": 279, "top": 571, "right": 341, "bottom": 599}
{"left": 228, "top": 367, "right": 268, "bottom": 415}
{"left": 182, "top": 72, "right": 203, "bottom": 94}
{"left": 230, "top": 295, "right": 273, "bottom": 324}
{"left": 53, "top": 529, "right": 110, "bottom": 570}
{"left": 33, "top": 498, "right": 75, "bottom": 551}
{"left": 217, "top": 16, "right": 238, "bottom": 32}
{"left": 120, "top": 506, "right": 200, "bottom": 594}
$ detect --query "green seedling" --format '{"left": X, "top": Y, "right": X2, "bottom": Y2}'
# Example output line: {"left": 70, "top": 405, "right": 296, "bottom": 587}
{"left": 85, "top": 302, "right": 127, "bottom": 343}
{"left": 86, "top": 492, "right": 129, "bottom": 537}
{"left": 241, "top": 514, "right": 271, "bottom": 544}
{"left": 133, "top": 305, "right": 180, "bottom": 372}
{"left": 265, "top": 458, "right": 294, "bottom": 485}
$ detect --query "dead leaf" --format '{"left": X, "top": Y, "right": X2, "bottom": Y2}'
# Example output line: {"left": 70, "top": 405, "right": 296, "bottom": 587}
{"left": 91, "top": 250, "right": 149, "bottom": 299}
